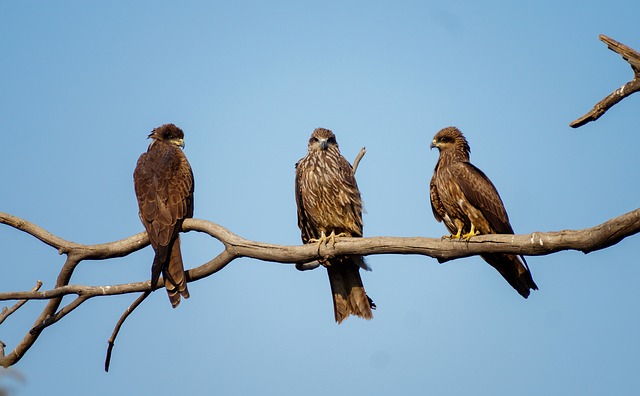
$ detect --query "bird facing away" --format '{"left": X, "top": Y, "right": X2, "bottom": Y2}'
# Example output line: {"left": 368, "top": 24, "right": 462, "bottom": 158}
{"left": 429, "top": 126, "right": 538, "bottom": 298}
{"left": 134, "top": 124, "right": 194, "bottom": 308}
{"left": 295, "top": 127, "right": 375, "bottom": 323}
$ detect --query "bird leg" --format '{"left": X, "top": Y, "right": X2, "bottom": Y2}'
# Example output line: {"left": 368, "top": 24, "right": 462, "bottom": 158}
{"left": 461, "top": 224, "right": 480, "bottom": 240}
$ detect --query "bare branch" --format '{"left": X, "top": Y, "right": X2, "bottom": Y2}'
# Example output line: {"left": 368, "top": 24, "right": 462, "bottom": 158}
{"left": 352, "top": 147, "right": 366, "bottom": 174}
{"left": 29, "top": 296, "right": 89, "bottom": 334}
{"left": 570, "top": 35, "right": 640, "bottom": 128}
{"left": 183, "top": 209, "right": 640, "bottom": 263}
{"left": 0, "top": 281, "right": 42, "bottom": 325}
{"left": 105, "top": 291, "right": 151, "bottom": 372}
{"left": 0, "top": 207, "right": 638, "bottom": 368}
{"left": 1, "top": 209, "right": 637, "bottom": 303}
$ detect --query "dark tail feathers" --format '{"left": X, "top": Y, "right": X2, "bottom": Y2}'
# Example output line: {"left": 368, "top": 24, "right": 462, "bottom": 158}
{"left": 326, "top": 256, "right": 374, "bottom": 323}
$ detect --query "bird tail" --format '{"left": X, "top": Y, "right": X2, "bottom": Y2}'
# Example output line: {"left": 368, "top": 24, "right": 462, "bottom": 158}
{"left": 163, "top": 235, "right": 190, "bottom": 308}
{"left": 151, "top": 235, "right": 190, "bottom": 308}
{"left": 481, "top": 253, "right": 538, "bottom": 298}
{"left": 326, "top": 256, "right": 375, "bottom": 324}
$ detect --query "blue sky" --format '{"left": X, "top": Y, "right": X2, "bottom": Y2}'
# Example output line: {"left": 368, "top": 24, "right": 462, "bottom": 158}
{"left": 1, "top": 1, "right": 639, "bottom": 395}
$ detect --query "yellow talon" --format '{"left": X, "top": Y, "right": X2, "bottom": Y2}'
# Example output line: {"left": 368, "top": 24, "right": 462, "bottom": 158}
{"left": 461, "top": 224, "right": 480, "bottom": 240}
{"left": 444, "top": 228, "right": 463, "bottom": 240}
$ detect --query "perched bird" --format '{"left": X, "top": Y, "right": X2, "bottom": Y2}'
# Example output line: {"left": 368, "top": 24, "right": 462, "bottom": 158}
{"left": 295, "top": 127, "right": 375, "bottom": 323}
{"left": 134, "top": 124, "right": 194, "bottom": 307}
{"left": 429, "top": 126, "right": 538, "bottom": 298}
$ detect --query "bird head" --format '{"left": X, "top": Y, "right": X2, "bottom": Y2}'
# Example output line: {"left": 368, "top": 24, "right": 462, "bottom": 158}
{"left": 308, "top": 127, "right": 338, "bottom": 152}
{"left": 430, "top": 126, "right": 470, "bottom": 155}
{"left": 148, "top": 123, "right": 186, "bottom": 148}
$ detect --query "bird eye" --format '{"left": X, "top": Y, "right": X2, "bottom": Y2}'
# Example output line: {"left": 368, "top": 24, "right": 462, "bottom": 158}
{"left": 328, "top": 137, "right": 336, "bottom": 144}
{"left": 311, "top": 137, "right": 319, "bottom": 143}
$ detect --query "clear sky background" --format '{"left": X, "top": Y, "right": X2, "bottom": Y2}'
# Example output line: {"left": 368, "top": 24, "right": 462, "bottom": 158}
{"left": 1, "top": 1, "right": 639, "bottom": 395}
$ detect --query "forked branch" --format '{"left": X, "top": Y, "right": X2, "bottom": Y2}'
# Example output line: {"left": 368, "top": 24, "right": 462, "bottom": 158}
{"left": 571, "top": 35, "right": 640, "bottom": 128}
{"left": 1, "top": 207, "right": 639, "bottom": 369}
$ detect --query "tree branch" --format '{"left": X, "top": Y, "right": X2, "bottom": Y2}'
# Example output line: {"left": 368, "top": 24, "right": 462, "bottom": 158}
{"left": 570, "top": 35, "right": 640, "bottom": 128}
{"left": 1, "top": 206, "right": 638, "bottom": 368}
{"left": 0, "top": 281, "right": 42, "bottom": 326}
{"left": 105, "top": 291, "right": 151, "bottom": 372}
{"left": 352, "top": 147, "right": 366, "bottom": 174}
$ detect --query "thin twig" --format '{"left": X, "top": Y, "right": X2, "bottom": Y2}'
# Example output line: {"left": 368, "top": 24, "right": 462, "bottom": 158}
{"left": 0, "top": 281, "right": 42, "bottom": 325}
{"left": 29, "top": 296, "right": 88, "bottom": 334}
{"left": 352, "top": 147, "right": 366, "bottom": 174}
{"left": 105, "top": 291, "right": 151, "bottom": 372}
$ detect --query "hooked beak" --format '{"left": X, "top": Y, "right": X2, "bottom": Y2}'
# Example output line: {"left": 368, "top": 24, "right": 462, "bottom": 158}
{"left": 174, "top": 138, "right": 185, "bottom": 149}
{"left": 320, "top": 139, "right": 328, "bottom": 150}
{"left": 429, "top": 140, "right": 437, "bottom": 150}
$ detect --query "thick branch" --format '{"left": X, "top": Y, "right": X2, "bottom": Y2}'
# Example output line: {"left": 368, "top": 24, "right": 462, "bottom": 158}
{"left": 570, "top": 35, "right": 640, "bottom": 128}
{"left": 0, "top": 208, "right": 637, "bottom": 303}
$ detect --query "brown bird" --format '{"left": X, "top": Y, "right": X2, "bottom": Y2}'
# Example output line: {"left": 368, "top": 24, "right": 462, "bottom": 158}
{"left": 134, "top": 124, "right": 194, "bottom": 307}
{"left": 295, "top": 127, "right": 375, "bottom": 323}
{"left": 429, "top": 126, "right": 538, "bottom": 298}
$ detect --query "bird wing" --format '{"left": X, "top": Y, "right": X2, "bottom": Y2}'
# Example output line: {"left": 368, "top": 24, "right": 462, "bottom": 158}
{"left": 451, "top": 162, "right": 514, "bottom": 234}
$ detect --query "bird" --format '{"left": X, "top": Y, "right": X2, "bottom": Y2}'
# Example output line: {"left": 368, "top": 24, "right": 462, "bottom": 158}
{"left": 429, "top": 126, "right": 538, "bottom": 298}
{"left": 295, "top": 127, "right": 375, "bottom": 323}
{"left": 133, "top": 123, "right": 194, "bottom": 308}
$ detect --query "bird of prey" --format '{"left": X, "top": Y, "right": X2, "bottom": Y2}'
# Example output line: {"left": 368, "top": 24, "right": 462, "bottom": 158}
{"left": 295, "top": 127, "right": 375, "bottom": 323}
{"left": 429, "top": 126, "right": 538, "bottom": 298}
{"left": 134, "top": 124, "right": 194, "bottom": 308}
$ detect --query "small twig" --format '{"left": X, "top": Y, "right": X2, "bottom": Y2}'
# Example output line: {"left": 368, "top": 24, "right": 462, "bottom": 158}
{"left": 105, "top": 291, "right": 151, "bottom": 372}
{"left": 0, "top": 281, "right": 43, "bottom": 325}
{"left": 570, "top": 35, "right": 640, "bottom": 128}
{"left": 29, "top": 296, "right": 88, "bottom": 334}
{"left": 352, "top": 147, "right": 366, "bottom": 174}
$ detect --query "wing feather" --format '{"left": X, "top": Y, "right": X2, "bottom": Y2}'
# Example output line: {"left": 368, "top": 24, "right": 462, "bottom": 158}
{"left": 294, "top": 160, "right": 316, "bottom": 244}
{"left": 452, "top": 162, "right": 514, "bottom": 234}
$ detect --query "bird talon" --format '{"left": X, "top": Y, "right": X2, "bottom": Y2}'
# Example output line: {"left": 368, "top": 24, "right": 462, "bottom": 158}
{"left": 309, "top": 231, "right": 329, "bottom": 254}
{"left": 461, "top": 225, "right": 479, "bottom": 240}
{"left": 327, "top": 231, "right": 347, "bottom": 248}
{"left": 445, "top": 229, "right": 463, "bottom": 240}
{"left": 461, "top": 231, "right": 479, "bottom": 240}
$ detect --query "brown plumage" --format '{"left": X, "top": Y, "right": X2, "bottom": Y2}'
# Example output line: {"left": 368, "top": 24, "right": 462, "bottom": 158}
{"left": 295, "top": 128, "right": 375, "bottom": 323}
{"left": 134, "top": 124, "right": 194, "bottom": 308}
{"left": 429, "top": 126, "right": 538, "bottom": 298}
